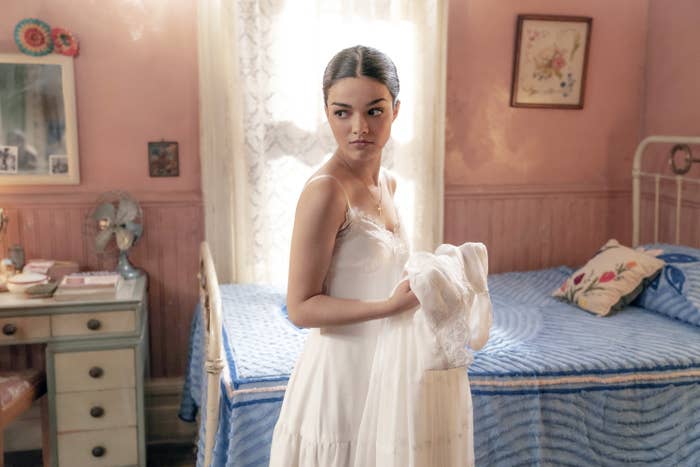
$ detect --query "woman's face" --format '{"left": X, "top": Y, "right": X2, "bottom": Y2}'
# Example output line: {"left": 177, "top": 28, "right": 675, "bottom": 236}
{"left": 325, "top": 76, "right": 399, "bottom": 162}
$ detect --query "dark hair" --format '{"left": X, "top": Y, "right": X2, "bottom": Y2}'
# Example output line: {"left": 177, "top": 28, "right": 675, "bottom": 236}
{"left": 322, "top": 45, "right": 400, "bottom": 106}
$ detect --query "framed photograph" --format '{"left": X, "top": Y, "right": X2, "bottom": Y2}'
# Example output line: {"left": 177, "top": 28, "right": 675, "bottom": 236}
{"left": 148, "top": 141, "right": 179, "bottom": 177}
{"left": 49, "top": 154, "right": 68, "bottom": 174}
{"left": 0, "top": 145, "right": 18, "bottom": 173}
{"left": 510, "top": 15, "right": 592, "bottom": 109}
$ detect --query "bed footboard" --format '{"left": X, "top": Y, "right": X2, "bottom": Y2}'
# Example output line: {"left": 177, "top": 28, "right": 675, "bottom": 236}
{"left": 198, "top": 242, "right": 224, "bottom": 467}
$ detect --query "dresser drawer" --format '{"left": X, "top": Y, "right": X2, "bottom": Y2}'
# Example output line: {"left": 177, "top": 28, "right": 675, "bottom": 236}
{"left": 58, "top": 427, "right": 138, "bottom": 467}
{"left": 0, "top": 316, "right": 50, "bottom": 343}
{"left": 52, "top": 310, "right": 136, "bottom": 337}
{"left": 54, "top": 348, "right": 135, "bottom": 393}
{"left": 56, "top": 388, "right": 136, "bottom": 432}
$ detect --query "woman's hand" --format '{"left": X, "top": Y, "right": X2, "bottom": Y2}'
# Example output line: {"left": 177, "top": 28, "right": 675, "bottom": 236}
{"left": 384, "top": 279, "right": 419, "bottom": 317}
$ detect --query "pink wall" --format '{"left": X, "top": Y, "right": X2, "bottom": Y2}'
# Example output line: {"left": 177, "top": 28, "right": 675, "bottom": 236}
{"left": 0, "top": 0, "right": 200, "bottom": 194}
{"left": 444, "top": 0, "right": 649, "bottom": 269}
{"left": 643, "top": 0, "right": 700, "bottom": 137}
{"left": 446, "top": 0, "right": 648, "bottom": 189}
{"left": 0, "top": 0, "right": 203, "bottom": 378}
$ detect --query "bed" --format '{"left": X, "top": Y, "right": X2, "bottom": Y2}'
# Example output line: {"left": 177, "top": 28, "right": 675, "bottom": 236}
{"left": 180, "top": 135, "right": 700, "bottom": 466}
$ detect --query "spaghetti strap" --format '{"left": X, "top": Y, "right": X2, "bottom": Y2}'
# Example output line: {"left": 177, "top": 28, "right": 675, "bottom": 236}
{"left": 305, "top": 174, "right": 352, "bottom": 209}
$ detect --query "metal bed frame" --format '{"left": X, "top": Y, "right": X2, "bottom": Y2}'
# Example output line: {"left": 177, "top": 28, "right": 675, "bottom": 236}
{"left": 633, "top": 135, "right": 700, "bottom": 246}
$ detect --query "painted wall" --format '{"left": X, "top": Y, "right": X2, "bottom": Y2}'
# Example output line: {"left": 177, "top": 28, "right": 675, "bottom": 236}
{"left": 643, "top": 0, "right": 700, "bottom": 137}
{"left": 632, "top": 0, "right": 700, "bottom": 248}
{"left": 0, "top": 0, "right": 203, "bottom": 377}
{"left": 444, "top": 0, "right": 649, "bottom": 270}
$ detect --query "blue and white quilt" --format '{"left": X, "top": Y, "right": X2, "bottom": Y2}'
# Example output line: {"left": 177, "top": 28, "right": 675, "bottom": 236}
{"left": 180, "top": 268, "right": 700, "bottom": 467}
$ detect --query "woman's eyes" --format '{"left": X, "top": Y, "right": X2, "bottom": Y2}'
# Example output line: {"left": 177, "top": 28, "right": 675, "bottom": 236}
{"left": 333, "top": 108, "right": 384, "bottom": 118}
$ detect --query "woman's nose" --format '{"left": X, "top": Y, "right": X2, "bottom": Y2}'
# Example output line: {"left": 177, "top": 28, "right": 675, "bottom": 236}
{"left": 352, "top": 115, "right": 369, "bottom": 135}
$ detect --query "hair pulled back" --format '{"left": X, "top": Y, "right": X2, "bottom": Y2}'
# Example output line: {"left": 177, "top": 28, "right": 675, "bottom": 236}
{"left": 322, "top": 45, "right": 400, "bottom": 106}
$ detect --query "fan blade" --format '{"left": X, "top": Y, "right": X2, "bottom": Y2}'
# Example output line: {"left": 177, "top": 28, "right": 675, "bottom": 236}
{"left": 95, "top": 229, "right": 114, "bottom": 252}
{"left": 115, "top": 227, "right": 135, "bottom": 251}
{"left": 115, "top": 198, "right": 139, "bottom": 224}
{"left": 92, "top": 202, "right": 116, "bottom": 222}
{"left": 125, "top": 222, "right": 143, "bottom": 240}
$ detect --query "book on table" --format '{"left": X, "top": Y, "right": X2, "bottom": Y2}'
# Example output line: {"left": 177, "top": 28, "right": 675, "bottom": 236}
{"left": 53, "top": 272, "right": 122, "bottom": 301}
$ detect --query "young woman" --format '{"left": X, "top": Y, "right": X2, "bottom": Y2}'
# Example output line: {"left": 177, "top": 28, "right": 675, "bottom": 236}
{"left": 269, "top": 45, "right": 419, "bottom": 466}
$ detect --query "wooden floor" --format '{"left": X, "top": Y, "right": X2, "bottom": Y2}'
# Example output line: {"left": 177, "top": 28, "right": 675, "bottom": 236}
{"left": 4, "top": 443, "right": 197, "bottom": 467}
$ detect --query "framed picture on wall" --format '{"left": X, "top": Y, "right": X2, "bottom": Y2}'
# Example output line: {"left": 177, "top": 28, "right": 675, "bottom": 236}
{"left": 510, "top": 15, "right": 592, "bottom": 109}
{"left": 148, "top": 141, "right": 179, "bottom": 177}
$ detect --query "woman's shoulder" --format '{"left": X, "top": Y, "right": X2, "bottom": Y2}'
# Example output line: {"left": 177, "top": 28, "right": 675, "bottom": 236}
{"left": 300, "top": 169, "right": 350, "bottom": 211}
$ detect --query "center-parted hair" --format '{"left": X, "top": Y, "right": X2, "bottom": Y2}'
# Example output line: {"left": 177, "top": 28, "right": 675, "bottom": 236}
{"left": 322, "top": 45, "right": 400, "bottom": 106}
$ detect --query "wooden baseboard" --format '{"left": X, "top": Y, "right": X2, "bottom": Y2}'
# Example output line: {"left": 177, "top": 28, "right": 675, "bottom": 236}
{"left": 144, "top": 377, "right": 198, "bottom": 445}
{"left": 5, "top": 377, "right": 197, "bottom": 452}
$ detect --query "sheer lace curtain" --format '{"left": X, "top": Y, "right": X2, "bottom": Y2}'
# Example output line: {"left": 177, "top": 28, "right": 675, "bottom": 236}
{"left": 198, "top": 0, "right": 447, "bottom": 286}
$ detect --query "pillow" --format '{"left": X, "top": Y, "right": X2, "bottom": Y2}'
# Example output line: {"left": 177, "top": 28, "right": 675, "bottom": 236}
{"left": 552, "top": 239, "right": 665, "bottom": 316}
{"left": 633, "top": 244, "right": 700, "bottom": 327}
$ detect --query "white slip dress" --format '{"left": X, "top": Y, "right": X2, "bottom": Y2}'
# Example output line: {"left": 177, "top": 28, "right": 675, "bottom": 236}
{"left": 269, "top": 173, "right": 409, "bottom": 467}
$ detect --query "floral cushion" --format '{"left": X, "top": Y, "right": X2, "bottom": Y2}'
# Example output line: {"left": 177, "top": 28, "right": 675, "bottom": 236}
{"left": 633, "top": 244, "right": 700, "bottom": 327}
{"left": 552, "top": 239, "right": 665, "bottom": 316}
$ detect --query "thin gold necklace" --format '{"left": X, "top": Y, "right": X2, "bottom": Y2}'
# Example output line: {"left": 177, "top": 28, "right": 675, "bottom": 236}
{"left": 338, "top": 157, "right": 382, "bottom": 216}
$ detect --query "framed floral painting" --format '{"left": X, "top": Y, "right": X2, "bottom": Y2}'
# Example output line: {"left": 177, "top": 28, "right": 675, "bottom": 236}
{"left": 510, "top": 15, "right": 592, "bottom": 109}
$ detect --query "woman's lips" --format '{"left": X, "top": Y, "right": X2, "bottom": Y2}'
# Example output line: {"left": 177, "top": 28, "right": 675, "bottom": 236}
{"left": 350, "top": 140, "right": 373, "bottom": 148}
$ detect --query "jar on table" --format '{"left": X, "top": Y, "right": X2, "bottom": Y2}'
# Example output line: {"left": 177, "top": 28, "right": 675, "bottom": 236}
{"left": 8, "top": 244, "right": 25, "bottom": 270}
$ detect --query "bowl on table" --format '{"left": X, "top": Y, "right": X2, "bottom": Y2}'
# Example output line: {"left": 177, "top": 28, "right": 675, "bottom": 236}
{"left": 6, "top": 273, "right": 48, "bottom": 295}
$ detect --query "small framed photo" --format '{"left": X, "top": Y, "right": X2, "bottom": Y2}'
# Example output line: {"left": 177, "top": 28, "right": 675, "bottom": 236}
{"left": 49, "top": 155, "right": 69, "bottom": 174}
{"left": 148, "top": 141, "right": 179, "bottom": 177}
{"left": 0, "top": 145, "right": 18, "bottom": 173}
{"left": 510, "top": 15, "right": 592, "bottom": 109}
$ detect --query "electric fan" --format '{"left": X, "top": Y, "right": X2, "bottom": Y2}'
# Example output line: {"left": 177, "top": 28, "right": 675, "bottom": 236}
{"left": 85, "top": 192, "right": 144, "bottom": 279}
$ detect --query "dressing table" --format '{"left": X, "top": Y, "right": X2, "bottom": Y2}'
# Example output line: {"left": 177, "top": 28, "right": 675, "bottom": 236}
{"left": 0, "top": 277, "right": 148, "bottom": 466}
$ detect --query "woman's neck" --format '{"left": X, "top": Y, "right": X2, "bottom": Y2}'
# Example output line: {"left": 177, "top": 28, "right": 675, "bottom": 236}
{"left": 333, "top": 152, "right": 381, "bottom": 185}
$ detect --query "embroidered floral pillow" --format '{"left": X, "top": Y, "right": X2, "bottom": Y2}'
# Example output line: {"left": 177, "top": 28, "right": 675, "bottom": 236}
{"left": 552, "top": 239, "right": 665, "bottom": 316}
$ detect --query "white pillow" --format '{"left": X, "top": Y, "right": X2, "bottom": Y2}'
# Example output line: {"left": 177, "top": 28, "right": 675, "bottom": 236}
{"left": 553, "top": 239, "right": 665, "bottom": 316}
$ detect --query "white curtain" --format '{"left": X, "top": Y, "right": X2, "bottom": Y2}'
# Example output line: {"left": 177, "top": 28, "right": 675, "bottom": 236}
{"left": 198, "top": 0, "right": 447, "bottom": 286}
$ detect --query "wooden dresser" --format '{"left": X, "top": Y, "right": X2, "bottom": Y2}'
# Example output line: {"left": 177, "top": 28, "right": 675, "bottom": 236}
{"left": 0, "top": 277, "right": 148, "bottom": 467}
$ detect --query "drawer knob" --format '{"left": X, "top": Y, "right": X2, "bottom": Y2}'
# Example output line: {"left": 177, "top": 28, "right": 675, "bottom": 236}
{"left": 86, "top": 319, "right": 102, "bottom": 331}
{"left": 88, "top": 366, "right": 104, "bottom": 378}
{"left": 91, "top": 446, "right": 106, "bottom": 458}
{"left": 2, "top": 323, "right": 17, "bottom": 336}
{"left": 90, "top": 406, "right": 105, "bottom": 418}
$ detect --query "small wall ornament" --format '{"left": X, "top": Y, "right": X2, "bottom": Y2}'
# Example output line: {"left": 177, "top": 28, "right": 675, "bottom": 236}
{"left": 14, "top": 19, "right": 79, "bottom": 57}
{"left": 14, "top": 18, "right": 53, "bottom": 56}
{"left": 51, "top": 28, "right": 79, "bottom": 57}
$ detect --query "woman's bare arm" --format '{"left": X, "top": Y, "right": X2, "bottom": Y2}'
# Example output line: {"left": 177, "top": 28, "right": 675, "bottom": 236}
{"left": 286, "top": 178, "right": 416, "bottom": 328}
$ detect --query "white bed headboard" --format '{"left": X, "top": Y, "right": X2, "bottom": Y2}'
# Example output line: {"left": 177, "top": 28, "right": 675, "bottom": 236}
{"left": 632, "top": 135, "right": 700, "bottom": 247}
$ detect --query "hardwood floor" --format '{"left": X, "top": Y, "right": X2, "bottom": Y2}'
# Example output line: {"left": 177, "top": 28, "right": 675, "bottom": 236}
{"left": 4, "top": 443, "right": 197, "bottom": 467}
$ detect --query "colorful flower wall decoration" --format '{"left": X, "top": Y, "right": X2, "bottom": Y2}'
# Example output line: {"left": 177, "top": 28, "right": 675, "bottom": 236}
{"left": 14, "top": 18, "right": 53, "bottom": 56}
{"left": 51, "top": 28, "right": 79, "bottom": 56}
{"left": 14, "top": 19, "right": 79, "bottom": 57}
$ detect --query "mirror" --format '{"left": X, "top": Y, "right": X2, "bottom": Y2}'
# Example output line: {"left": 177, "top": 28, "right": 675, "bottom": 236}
{"left": 0, "top": 53, "right": 79, "bottom": 185}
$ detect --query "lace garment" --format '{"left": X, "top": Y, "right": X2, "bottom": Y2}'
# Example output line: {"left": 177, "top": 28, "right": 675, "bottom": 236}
{"left": 405, "top": 243, "right": 492, "bottom": 369}
{"left": 353, "top": 242, "right": 492, "bottom": 467}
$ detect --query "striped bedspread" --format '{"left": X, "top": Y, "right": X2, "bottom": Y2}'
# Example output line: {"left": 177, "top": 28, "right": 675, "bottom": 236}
{"left": 180, "top": 268, "right": 700, "bottom": 466}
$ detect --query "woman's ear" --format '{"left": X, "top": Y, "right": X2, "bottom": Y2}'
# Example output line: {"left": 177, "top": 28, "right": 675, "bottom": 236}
{"left": 392, "top": 100, "right": 401, "bottom": 121}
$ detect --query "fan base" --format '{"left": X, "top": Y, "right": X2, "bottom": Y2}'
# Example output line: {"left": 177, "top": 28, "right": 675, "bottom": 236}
{"left": 117, "top": 251, "right": 143, "bottom": 279}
